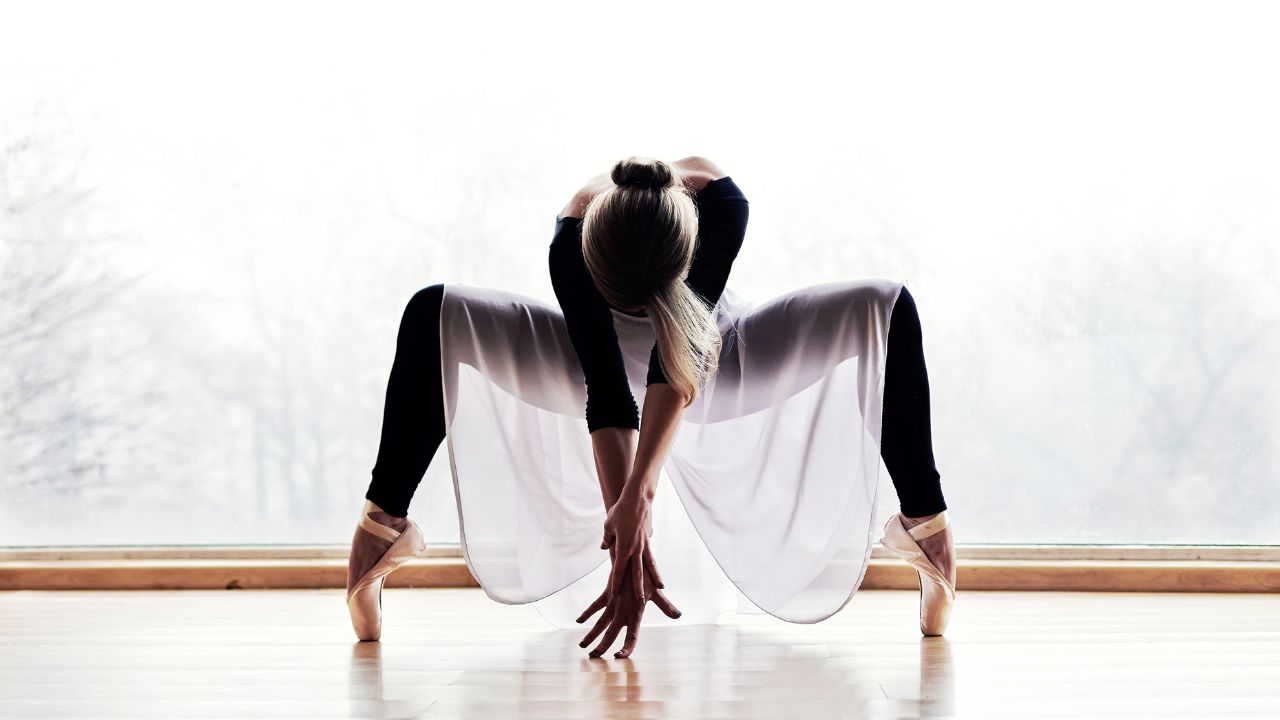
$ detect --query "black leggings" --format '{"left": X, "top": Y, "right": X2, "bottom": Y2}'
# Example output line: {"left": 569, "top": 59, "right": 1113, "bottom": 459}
{"left": 365, "top": 284, "right": 946, "bottom": 518}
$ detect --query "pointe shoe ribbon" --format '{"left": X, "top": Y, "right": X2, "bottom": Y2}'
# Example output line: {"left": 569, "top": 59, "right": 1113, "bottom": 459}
{"left": 347, "top": 500, "right": 426, "bottom": 642}
{"left": 879, "top": 510, "right": 955, "bottom": 637}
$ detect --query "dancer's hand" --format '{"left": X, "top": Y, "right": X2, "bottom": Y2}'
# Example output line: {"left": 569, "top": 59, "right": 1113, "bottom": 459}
{"left": 600, "top": 483, "right": 652, "bottom": 603}
{"left": 577, "top": 545, "right": 681, "bottom": 658}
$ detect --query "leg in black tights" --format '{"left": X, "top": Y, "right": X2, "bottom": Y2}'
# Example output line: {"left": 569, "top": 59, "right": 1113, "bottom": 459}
{"left": 879, "top": 286, "right": 954, "bottom": 589}
{"left": 880, "top": 286, "right": 947, "bottom": 518}
{"left": 364, "top": 283, "right": 448, "bottom": 518}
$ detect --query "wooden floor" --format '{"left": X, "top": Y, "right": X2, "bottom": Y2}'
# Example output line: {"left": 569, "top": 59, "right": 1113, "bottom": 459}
{"left": 1, "top": 589, "right": 1277, "bottom": 719}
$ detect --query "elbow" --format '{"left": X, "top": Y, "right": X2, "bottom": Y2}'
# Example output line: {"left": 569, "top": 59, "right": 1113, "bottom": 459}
{"left": 674, "top": 155, "right": 727, "bottom": 178}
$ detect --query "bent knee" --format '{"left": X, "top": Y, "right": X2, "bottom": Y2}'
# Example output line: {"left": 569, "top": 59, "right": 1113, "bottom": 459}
{"left": 896, "top": 286, "right": 916, "bottom": 314}
{"left": 890, "top": 286, "right": 922, "bottom": 337}
{"left": 405, "top": 283, "right": 445, "bottom": 323}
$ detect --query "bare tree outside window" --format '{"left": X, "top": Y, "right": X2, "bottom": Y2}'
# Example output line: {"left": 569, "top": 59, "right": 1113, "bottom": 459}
{"left": 1, "top": 2, "right": 1277, "bottom": 547}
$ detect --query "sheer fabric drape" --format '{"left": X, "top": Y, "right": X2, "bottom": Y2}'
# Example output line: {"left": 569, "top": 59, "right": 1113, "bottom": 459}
{"left": 438, "top": 279, "right": 904, "bottom": 625}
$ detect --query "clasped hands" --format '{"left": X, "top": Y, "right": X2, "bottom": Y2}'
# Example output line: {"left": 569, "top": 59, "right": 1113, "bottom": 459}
{"left": 576, "top": 481, "right": 682, "bottom": 659}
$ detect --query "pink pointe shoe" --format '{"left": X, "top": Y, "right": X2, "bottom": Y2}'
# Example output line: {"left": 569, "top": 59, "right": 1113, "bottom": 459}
{"left": 879, "top": 510, "right": 956, "bottom": 636}
{"left": 347, "top": 500, "right": 426, "bottom": 642}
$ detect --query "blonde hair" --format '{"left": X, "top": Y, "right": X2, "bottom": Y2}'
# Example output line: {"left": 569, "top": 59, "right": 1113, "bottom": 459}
{"left": 581, "top": 156, "right": 721, "bottom": 407}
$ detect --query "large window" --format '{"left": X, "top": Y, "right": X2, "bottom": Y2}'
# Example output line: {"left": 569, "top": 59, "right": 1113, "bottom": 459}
{"left": 2, "top": 1, "right": 1276, "bottom": 546}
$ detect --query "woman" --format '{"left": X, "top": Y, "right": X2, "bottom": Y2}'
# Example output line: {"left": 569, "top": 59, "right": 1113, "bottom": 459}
{"left": 346, "top": 156, "right": 956, "bottom": 658}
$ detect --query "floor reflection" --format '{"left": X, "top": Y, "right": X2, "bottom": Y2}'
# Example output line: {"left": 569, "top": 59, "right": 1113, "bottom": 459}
{"left": 346, "top": 616, "right": 958, "bottom": 718}
{"left": 918, "top": 637, "right": 956, "bottom": 716}
{"left": 347, "top": 641, "right": 385, "bottom": 716}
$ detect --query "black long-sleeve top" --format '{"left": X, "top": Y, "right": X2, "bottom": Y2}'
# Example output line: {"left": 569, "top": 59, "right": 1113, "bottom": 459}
{"left": 547, "top": 176, "right": 749, "bottom": 432}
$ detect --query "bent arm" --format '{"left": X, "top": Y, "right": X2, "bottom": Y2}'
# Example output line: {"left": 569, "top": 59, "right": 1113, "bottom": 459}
{"left": 548, "top": 215, "right": 641, "bottom": 511}
{"left": 548, "top": 225, "right": 640, "bottom": 431}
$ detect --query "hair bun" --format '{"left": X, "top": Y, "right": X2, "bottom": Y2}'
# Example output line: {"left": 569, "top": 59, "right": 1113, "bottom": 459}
{"left": 611, "top": 156, "right": 676, "bottom": 192}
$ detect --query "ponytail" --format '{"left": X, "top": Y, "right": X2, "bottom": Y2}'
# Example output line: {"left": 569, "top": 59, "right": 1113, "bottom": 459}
{"left": 645, "top": 280, "right": 721, "bottom": 406}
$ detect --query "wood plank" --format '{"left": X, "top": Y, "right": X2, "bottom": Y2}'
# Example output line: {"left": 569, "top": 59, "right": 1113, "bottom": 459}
{"left": 3, "top": 557, "right": 1278, "bottom": 592}
{"left": 6, "top": 544, "right": 1277, "bottom": 562}
{"left": 0, "top": 589, "right": 1277, "bottom": 718}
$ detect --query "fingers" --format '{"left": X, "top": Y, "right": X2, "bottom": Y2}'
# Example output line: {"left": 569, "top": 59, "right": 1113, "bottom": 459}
{"left": 579, "top": 605, "right": 613, "bottom": 649}
{"left": 650, "top": 588, "right": 682, "bottom": 619}
{"left": 642, "top": 545, "right": 665, "bottom": 589}
{"left": 615, "top": 625, "right": 639, "bottom": 659}
{"left": 580, "top": 564, "right": 661, "bottom": 659}
{"left": 576, "top": 591, "right": 608, "bottom": 624}
{"left": 589, "top": 616, "right": 625, "bottom": 659}
{"left": 607, "top": 548, "right": 633, "bottom": 596}
{"left": 601, "top": 530, "right": 615, "bottom": 550}
{"left": 631, "top": 549, "right": 645, "bottom": 604}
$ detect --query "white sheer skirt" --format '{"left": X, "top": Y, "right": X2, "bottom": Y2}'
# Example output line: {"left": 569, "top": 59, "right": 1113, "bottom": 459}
{"left": 438, "top": 278, "right": 906, "bottom": 626}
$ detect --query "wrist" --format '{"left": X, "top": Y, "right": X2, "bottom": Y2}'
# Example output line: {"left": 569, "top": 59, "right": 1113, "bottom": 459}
{"left": 622, "top": 472, "right": 658, "bottom": 503}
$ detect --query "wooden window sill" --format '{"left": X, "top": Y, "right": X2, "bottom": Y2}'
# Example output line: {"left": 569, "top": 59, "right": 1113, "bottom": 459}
{"left": 1, "top": 546, "right": 1277, "bottom": 592}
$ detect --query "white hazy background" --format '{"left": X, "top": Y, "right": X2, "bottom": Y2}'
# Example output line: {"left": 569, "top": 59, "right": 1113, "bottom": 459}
{"left": 2, "top": 0, "right": 1277, "bottom": 545}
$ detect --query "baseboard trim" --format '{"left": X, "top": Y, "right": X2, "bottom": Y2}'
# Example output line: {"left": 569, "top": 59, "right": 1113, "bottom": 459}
{"left": 2, "top": 557, "right": 1277, "bottom": 592}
